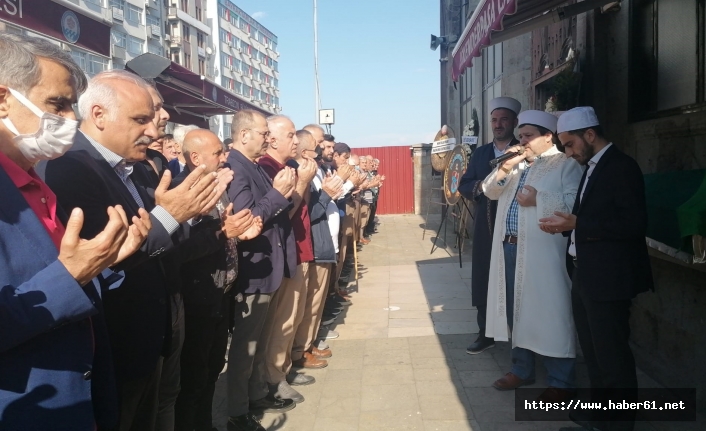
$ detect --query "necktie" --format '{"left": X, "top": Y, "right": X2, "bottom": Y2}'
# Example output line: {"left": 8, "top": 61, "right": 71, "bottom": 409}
{"left": 115, "top": 161, "right": 145, "bottom": 208}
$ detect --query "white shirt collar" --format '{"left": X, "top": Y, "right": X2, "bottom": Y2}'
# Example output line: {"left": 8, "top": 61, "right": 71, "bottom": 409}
{"left": 589, "top": 142, "right": 613, "bottom": 166}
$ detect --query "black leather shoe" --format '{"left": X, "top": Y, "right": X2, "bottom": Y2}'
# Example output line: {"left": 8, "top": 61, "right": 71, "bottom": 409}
{"left": 466, "top": 334, "right": 495, "bottom": 355}
{"left": 227, "top": 412, "right": 266, "bottom": 431}
{"left": 249, "top": 394, "right": 296, "bottom": 414}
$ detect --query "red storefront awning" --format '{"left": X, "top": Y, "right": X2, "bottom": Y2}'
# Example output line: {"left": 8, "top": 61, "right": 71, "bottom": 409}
{"left": 451, "top": 0, "right": 613, "bottom": 81}
{"left": 126, "top": 53, "right": 269, "bottom": 128}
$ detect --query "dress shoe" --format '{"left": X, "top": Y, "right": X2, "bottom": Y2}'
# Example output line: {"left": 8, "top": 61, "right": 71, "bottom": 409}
{"left": 359, "top": 238, "right": 370, "bottom": 245}
{"left": 317, "top": 327, "right": 339, "bottom": 339}
{"left": 227, "top": 412, "right": 266, "bottom": 431}
{"left": 492, "top": 372, "right": 535, "bottom": 390}
{"left": 537, "top": 387, "right": 576, "bottom": 404}
{"left": 269, "top": 381, "right": 304, "bottom": 403}
{"left": 466, "top": 334, "right": 495, "bottom": 355}
{"left": 310, "top": 346, "right": 332, "bottom": 358}
{"left": 287, "top": 372, "right": 316, "bottom": 386}
{"left": 292, "top": 351, "right": 328, "bottom": 369}
{"left": 569, "top": 409, "right": 599, "bottom": 430}
{"left": 248, "top": 394, "right": 296, "bottom": 414}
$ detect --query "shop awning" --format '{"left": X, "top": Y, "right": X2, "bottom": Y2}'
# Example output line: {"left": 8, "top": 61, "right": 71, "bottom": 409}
{"left": 451, "top": 0, "right": 614, "bottom": 81}
{"left": 126, "top": 53, "right": 269, "bottom": 128}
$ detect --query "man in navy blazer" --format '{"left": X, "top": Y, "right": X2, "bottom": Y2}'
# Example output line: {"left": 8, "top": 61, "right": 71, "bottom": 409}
{"left": 224, "top": 110, "right": 297, "bottom": 431}
{"left": 0, "top": 33, "right": 149, "bottom": 431}
{"left": 458, "top": 97, "right": 521, "bottom": 355}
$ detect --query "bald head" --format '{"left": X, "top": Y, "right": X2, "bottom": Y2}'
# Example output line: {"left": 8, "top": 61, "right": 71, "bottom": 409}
{"left": 267, "top": 115, "right": 298, "bottom": 162}
{"left": 182, "top": 129, "right": 226, "bottom": 174}
{"left": 349, "top": 154, "right": 360, "bottom": 166}
{"left": 295, "top": 129, "right": 315, "bottom": 161}
{"left": 304, "top": 124, "right": 325, "bottom": 148}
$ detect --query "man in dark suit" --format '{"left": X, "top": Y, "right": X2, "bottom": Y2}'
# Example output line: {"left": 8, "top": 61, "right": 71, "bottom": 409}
{"left": 459, "top": 97, "right": 521, "bottom": 355}
{"left": 43, "top": 70, "right": 224, "bottom": 431}
{"left": 0, "top": 33, "right": 149, "bottom": 431}
{"left": 225, "top": 110, "right": 297, "bottom": 431}
{"left": 173, "top": 128, "right": 262, "bottom": 431}
{"left": 541, "top": 107, "right": 653, "bottom": 431}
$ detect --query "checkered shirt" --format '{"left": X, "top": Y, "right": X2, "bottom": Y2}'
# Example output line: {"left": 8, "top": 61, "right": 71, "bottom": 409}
{"left": 504, "top": 163, "right": 531, "bottom": 237}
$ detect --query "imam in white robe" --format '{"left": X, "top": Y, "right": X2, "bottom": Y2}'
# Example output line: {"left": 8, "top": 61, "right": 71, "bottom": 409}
{"left": 482, "top": 146, "right": 583, "bottom": 358}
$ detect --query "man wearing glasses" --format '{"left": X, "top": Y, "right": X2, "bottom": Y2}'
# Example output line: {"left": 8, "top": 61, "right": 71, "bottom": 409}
{"left": 225, "top": 110, "right": 298, "bottom": 431}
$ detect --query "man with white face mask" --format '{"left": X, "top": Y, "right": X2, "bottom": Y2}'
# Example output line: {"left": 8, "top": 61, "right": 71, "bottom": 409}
{"left": 0, "top": 33, "right": 150, "bottom": 431}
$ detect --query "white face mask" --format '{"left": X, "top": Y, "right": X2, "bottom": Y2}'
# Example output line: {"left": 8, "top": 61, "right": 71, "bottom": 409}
{"left": 1, "top": 88, "right": 78, "bottom": 163}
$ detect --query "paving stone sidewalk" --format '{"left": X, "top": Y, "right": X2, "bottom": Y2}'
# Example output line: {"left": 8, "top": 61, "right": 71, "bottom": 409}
{"left": 210, "top": 214, "right": 703, "bottom": 431}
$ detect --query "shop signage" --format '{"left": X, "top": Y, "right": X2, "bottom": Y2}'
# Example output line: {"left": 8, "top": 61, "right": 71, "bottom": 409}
{"left": 0, "top": 0, "right": 111, "bottom": 57}
{"left": 451, "top": 0, "right": 518, "bottom": 81}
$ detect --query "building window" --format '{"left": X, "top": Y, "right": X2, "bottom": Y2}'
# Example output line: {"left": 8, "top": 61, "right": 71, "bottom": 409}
{"left": 182, "top": 24, "right": 191, "bottom": 41}
{"left": 70, "top": 51, "right": 108, "bottom": 77}
{"left": 109, "top": 0, "right": 124, "bottom": 11}
{"left": 483, "top": 44, "right": 503, "bottom": 142}
{"left": 172, "top": 51, "right": 180, "bottom": 64}
{"left": 630, "top": 0, "right": 705, "bottom": 118}
{"left": 197, "top": 32, "right": 204, "bottom": 48}
{"left": 126, "top": 4, "right": 143, "bottom": 25}
{"left": 272, "top": 60, "right": 278, "bottom": 72}
{"left": 111, "top": 30, "right": 127, "bottom": 48}
{"left": 220, "top": 29, "right": 228, "bottom": 43}
{"left": 273, "top": 78, "right": 278, "bottom": 88}
{"left": 243, "top": 84, "right": 252, "bottom": 97}
{"left": 127, "top": 36, "right": 144, "bottom": 55}
{"left": 198, "top": 59, "right": 205, "bottom": 75}
{"left": 195, "top": 6, "right": 202, "bottom": 21}
{"left": 147, "top": 43, "right": 162, "bottom": 56}
{"left": 224, "top": 122, "right": 232, "bottom": 139}
{"left": 184, "top": 53, "right": 191, "bottom": 70}
{"left": 221, "top": 52, "right": 230, "bottom": 67}
{"left": 230, "top": 14, "right": 238, "bottom": 27}
{"left": 233, "top": 59, "right": 241, "bottom": 72}
{"left": 180, "top": 0, "right": 188, "bottom": 13}
{"left": 219, "top": 5, "right": 228, "bottom": 19}
{"left": 235, "top": 81, "right": 242, "bottom": 94}
{"left": 232, "top": 36, "right": 240, "bottom": 50}
{"left": 146, "top": 14, "right": 160, "bottom": 28}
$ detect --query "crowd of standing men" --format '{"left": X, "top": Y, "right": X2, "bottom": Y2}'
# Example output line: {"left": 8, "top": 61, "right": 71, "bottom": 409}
{"left": 459, "top": 97, "right": 653, "bottom": 431}
{"left": 0, "top": 33, "right": 385, "bottom": 431}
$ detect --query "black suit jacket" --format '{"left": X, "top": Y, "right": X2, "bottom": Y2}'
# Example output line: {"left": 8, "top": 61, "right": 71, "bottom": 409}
{"left": 226, "top": 149, "right": 294, "bottom": 295}
{"left": 568, "top": 144, "right": 654, "bottom": 301}
{"left": 170, "top": 166, "right": 232, "bottom": 317}
{"left": 41, "top": 132, "right": 181, "bottom": 381}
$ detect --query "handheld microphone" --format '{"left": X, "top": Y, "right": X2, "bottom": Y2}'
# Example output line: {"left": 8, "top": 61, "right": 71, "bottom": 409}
{"left": 489, "top": 150, "right": 524, "bottom": 167}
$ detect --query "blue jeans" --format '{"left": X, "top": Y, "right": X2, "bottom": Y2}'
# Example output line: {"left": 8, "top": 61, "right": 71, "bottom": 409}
{"left": 503, "top": 241, "right": 576, "bottom": 389}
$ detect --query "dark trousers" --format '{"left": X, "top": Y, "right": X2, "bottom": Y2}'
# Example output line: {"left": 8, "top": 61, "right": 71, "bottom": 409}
{"left": 175, "top": 297, "right": 231, "bottom": 431}
{"left": 113, "top": 358, "right": 163, "bottom": 431}
{"left": 365, "top": 201, "right": 377, "bottom": 234}
{"left": 156, "top": 293, "right": 185, "bottom": 431}
{"left": 571, "top": 267, "right": 637, "bottom": 430}
{"left": 226, "top": 292, "right": 273, "bottom": 417}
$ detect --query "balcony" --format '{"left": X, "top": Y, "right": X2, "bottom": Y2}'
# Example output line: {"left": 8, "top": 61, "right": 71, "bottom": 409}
{"left": 182, "top": 39, "right": 191, "bottom": 54}
{"left": 111, "top": 44, "right": 126, "bottom": 60}
{"left": 149, "top": 24, "right": 161, "bottom": 38}
{"left": 168, "top": 7, "right": 178, "bottom": 19}
{"left": 169, "top": 36, "right": 182, "bottom": 47}
{"left": 197, "top": 46, "right": 205, "bottom": 57}
{"left": 112, "top": 6, "right": 124, "bottom": 21}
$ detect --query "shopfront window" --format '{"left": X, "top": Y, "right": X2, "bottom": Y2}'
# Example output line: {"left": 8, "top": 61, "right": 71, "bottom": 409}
{"left": 631, "top": 0, "right": 705, "bottom": 119}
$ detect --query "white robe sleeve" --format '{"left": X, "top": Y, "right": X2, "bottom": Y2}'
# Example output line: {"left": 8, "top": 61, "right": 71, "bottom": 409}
{"left": 482, "top": 166, "right": 518, "bottom": 201}
{"left": 536, "top": 158, "right": 583, "bottom": 220}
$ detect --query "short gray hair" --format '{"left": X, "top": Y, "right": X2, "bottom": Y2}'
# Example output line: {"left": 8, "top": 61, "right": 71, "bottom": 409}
{"left": 303, "top": 124, "right": 324, "bottom": 134}
{"left": 78, "top": 70, "right": 151, "bottom": 120}
{"left": 0, "top": 32, "right": 87, "bottom": 95}
{"left": 173, "top": 124, "right": 200, "bottom": 145}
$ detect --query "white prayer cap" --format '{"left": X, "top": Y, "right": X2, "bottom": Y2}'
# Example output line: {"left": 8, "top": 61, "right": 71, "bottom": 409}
{"left": 518, "top": 110, "right": 558, "bottom": 133}
{"left": 489, "top": 97, "right": 521, "bottom": 115}
{"left": 557, "top": 107, "right": 600, "bottom": 134}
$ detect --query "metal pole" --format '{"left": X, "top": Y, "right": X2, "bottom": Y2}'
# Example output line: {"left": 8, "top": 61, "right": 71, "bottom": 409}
{"left": 313, "top": 0, "right": 321, "bottom": 122}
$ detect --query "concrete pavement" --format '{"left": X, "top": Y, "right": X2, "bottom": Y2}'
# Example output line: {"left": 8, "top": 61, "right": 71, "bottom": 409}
{"left": 211, "top": 214, "right": 703, "bottom": 431}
